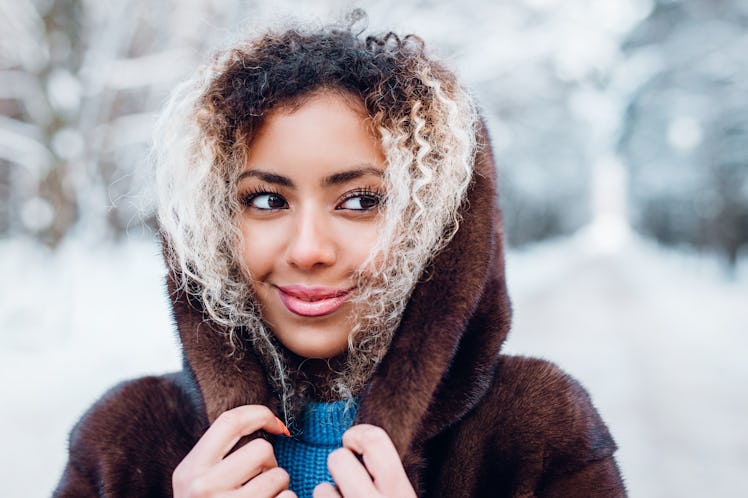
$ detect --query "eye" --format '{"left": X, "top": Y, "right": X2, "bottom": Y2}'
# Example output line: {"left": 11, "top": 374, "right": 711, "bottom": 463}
{"left": 242, "top": 192, "right": 288, "bottom": 210}
{"left": 337, "top": 190, "right": 383, "bottom": 211}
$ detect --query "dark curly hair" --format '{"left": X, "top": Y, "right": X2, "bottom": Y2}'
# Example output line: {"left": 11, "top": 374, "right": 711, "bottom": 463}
{"left": 203, "top": 29, "right": 454, "bottom": 150}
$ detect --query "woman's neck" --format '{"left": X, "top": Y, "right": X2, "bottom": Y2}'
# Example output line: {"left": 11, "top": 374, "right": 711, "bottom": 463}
{"left": 288, "top": 354, "right": 355, "bottom": 402}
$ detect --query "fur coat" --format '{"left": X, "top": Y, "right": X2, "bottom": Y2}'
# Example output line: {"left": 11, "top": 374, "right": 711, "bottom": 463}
{"left": 53, "top": 123, "right": 626, "bottom": 497}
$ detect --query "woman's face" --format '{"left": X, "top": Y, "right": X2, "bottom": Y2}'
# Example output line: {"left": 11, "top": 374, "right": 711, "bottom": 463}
{"left": 237, "top": 91, "right": 387, "bottom": 358}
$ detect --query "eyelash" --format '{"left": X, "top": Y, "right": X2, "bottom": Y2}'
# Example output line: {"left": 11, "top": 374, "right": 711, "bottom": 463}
{"left": 238, "top": 186, "right": 384, "bottom": 211}
{"left": 337, "top": 187, "right": 384, "bottom": 211}
{"left": 239, "top": 186, "right": 285, "bottom": 210}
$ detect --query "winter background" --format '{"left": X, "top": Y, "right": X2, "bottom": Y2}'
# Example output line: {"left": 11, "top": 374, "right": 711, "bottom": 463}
{"left": 1, "top": 0, "right": 747, "bottom": 497}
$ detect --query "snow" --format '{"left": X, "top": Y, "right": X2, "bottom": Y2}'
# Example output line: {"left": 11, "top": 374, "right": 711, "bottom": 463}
{"left": 0, "top": 236, "right": 181, "bottom": 498}
{"left": 0, "top": 232, "right": 746, "bottom": 497}
{"left": 504, "top": 232, "right": 748, "bottom": 497}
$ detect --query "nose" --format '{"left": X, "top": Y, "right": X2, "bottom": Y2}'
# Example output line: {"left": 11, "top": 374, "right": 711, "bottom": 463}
{"left": 285, "top": 207, "right": 337, "bottom": 270}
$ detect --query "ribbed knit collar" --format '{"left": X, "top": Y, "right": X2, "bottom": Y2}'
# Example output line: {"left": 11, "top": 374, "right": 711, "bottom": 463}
{"left": 298, "top": 400, "right": 358, "bottom": 445}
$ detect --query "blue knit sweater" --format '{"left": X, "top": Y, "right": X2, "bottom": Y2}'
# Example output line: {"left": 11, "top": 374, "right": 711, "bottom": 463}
{"left": 274, "top": 400, "right": 358, "bottom": 498}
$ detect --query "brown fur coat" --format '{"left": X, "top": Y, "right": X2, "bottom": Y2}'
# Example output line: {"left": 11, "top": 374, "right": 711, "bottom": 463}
{"left": 53, "top": 124, "right": 626, "bottom": 497}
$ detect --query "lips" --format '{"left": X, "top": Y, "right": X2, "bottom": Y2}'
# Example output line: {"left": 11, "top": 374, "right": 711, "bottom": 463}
{"left": 276, "top": 285, "right": 352, "bottom": 317}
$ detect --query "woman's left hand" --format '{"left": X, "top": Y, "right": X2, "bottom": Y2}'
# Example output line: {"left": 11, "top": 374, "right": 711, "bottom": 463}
{"left": 313, "top": 424, "right": 417, "bottom": 497}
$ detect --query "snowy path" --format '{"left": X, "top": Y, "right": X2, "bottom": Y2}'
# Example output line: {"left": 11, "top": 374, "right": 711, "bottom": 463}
{"left": 1, "top": 235, "right": 746, "bottom": 497}
{"left": 505, "top": 235, "right": 748, "bottom": 497}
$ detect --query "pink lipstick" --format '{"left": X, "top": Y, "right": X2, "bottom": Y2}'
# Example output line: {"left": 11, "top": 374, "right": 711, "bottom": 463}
{"left": 276, "top": 285, "right": 352, "bottom": 317}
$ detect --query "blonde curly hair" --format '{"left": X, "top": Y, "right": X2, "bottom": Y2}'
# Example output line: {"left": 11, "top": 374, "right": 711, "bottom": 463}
{"left": 153, "top": 23, "right": 478, "bottom": 422}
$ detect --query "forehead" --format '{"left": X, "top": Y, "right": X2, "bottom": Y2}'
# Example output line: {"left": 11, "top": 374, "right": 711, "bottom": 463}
{"left": 254, "top": 90, "right": 371, "bottom": 142}
{"left": 242, "top": 91, "right": 385, "bottom": 182}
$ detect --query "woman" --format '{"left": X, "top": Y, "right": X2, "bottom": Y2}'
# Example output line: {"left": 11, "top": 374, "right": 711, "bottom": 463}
{"left": 54, "top": 21, "right": 626, "bottom": 498}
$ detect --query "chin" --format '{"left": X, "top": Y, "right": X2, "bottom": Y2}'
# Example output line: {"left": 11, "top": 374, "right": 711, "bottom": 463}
{"left": 272, "top": 318, "right": 352, "bottom": 359}
{"left": 278, "top": 330, "right": 348, "bottom": 359}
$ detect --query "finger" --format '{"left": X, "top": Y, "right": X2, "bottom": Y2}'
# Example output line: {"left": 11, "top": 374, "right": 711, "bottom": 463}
{"left": 342, "top": 424, "right": 413, "bottom": 496}
{"left": 235, "top": 466, "right": 291, "bottom": 497}
{"left": 327, "top": 448, "right": 378, "bottom": 497}
{"left": 312, "top": 482, "right": 341, "bottom": 498}
{"left": 184, "top": 405, "right": 288, "bottom": 468}
{"left": 201, "top": 438, "right": 278, "bottom": 489}
{"left": 277, "top": 491, "right": 298, "bottom": 498}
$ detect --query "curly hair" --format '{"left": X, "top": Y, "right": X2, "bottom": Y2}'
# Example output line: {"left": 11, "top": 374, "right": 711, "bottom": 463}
{"left": 153, "top": 22, "right": 478, "bottom": 423}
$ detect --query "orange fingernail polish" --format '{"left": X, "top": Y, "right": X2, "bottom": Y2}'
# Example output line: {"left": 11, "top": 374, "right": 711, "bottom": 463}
{"left": 276, "top": 417, "right": 291, "bottom": 437}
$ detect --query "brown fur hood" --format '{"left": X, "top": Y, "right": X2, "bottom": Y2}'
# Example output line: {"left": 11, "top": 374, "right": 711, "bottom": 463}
{"left": 167, "top": 119, "right": 511, "bottom": 456}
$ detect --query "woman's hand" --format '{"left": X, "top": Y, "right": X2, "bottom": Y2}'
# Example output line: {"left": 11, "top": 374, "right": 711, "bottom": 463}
{"left": 313, "top": 424, "right": 417, "bottom": 498}
{"left": 172, "top": 405, "right": 296, "bottom": 498}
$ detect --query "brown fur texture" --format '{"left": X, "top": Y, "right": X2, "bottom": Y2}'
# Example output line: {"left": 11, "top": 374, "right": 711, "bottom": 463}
{"left": 53, "top": 122, "right": 626, "bottom": 497}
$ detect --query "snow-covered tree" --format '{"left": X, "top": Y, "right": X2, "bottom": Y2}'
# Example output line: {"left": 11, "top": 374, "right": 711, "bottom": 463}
{"left": 619, "top": 0, "right": 748, "bottom": 268}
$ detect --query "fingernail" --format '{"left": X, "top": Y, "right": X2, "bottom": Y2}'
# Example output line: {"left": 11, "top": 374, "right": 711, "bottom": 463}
{"left": 275, "top": 417, "right": 291, "bottom": 437}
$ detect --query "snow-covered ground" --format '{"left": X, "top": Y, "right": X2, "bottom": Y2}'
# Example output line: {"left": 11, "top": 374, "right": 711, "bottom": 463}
{"left": 1, "top": 232, "right": 746, "bottom": 497}
{"left": 0, "top": 236, "right": 182, "bottom": 498}
{"left": 504, "top": 229, "right": 748, "bottom": 497}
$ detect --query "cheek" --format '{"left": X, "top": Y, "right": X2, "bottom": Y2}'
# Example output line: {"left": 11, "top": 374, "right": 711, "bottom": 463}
{"left": 239, "top": 221, "right": 282, "bottom": 279}
{"left": 346, "top": 223, "right": 382, "bottom": 268}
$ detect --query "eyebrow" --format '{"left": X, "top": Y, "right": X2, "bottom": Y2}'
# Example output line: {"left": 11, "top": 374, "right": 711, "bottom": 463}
{"left": 236, "top": 166, "right": 383, "bottom": 187}
{"left": 322, "top": 167, "right": 383, "bottom": 186}
{"left": 237, "top": 170, "right": 292, "bottom": 186}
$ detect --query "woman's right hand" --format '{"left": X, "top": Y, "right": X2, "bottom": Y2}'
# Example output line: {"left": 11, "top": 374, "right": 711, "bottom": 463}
{"left": 172, "top": 405, "right": 296, "bottom": 498}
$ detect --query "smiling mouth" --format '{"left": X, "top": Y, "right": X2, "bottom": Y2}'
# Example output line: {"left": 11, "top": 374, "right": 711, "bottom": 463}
{"left": 276, "top": 286, "right": 352, "bottom": 317}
